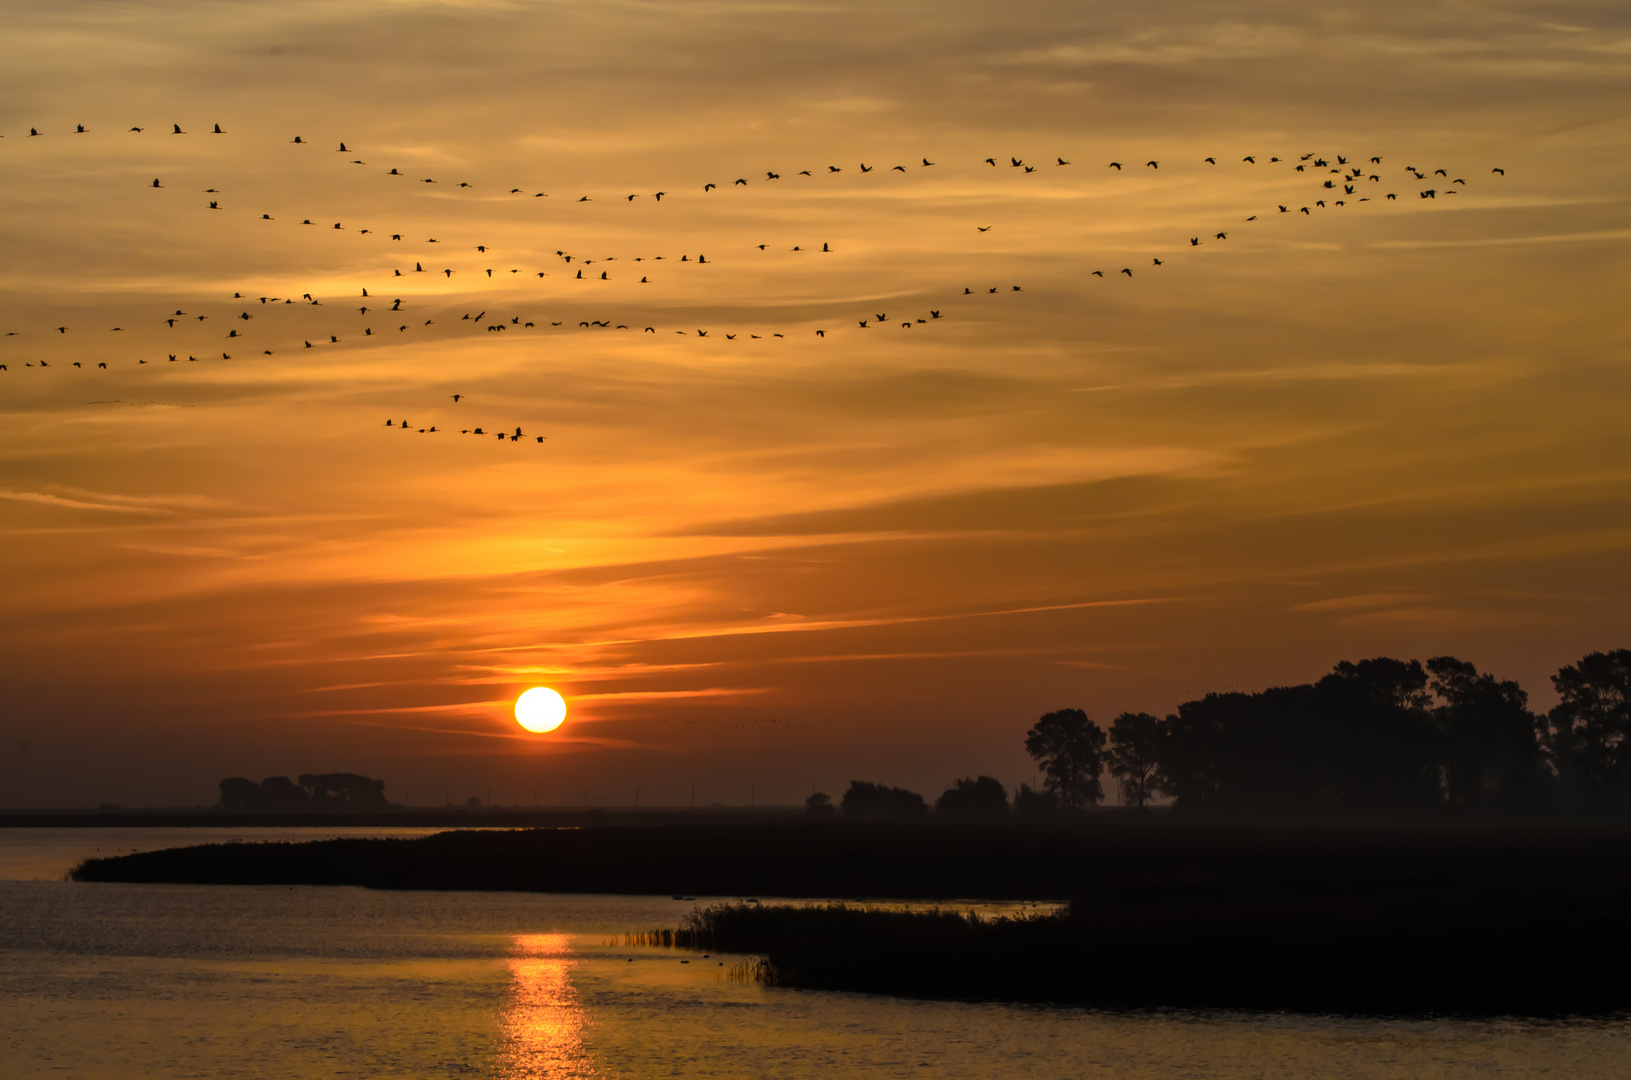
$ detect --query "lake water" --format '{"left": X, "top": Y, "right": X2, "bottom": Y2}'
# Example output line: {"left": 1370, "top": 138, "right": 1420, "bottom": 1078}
{"left": 1, "top": 829, "right": 1627, "bottom": 1078}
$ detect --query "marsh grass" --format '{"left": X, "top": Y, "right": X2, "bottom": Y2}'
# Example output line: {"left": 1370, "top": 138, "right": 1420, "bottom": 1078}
{"left": 642, "top": 899, "right": 1631, "bottom": 1014}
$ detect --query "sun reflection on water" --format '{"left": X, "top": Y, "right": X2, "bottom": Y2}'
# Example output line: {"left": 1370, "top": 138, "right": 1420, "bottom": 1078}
{"left": 495, "top": 933, "right": 600, "bottom": 1079}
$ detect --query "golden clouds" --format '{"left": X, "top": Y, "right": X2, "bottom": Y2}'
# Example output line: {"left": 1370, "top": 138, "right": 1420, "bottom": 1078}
{"left": 0, "top": 0, "right": 1628, "bottom": 807}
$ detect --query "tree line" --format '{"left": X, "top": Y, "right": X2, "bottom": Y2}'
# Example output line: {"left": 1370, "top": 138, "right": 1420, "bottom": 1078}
{"left": 810, "top": 649, "right": 1631, "bottom": 819}
{"left": 218, "top": 773, "right": 388, "bottom": 811}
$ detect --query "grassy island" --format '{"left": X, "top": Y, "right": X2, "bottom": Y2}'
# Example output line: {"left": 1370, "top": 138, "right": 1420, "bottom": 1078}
{"left": 71, "top": 818, "right": 1631, "bottom": 1014}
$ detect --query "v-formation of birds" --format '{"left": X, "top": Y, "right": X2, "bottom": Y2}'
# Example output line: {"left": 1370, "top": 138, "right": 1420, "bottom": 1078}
{"left": 2, "top": 123, "right": 1507, "bottom": 443}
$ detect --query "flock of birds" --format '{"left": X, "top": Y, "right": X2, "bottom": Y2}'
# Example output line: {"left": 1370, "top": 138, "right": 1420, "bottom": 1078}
{"left": 2, "top": 122, "right": 1509, "bottom": 445}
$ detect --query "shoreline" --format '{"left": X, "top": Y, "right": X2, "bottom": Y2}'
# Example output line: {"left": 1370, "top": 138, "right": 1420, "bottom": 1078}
{"left": 67, "top": 819, "right": 1631, "bottom": 1014}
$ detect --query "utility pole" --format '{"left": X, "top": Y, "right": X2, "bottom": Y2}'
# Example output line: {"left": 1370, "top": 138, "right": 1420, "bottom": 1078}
{"left": 635, "top": 785, "right": 640, "bottom": 808}
{"left": 750, "top": 783, "right": 755, "bottom": 808}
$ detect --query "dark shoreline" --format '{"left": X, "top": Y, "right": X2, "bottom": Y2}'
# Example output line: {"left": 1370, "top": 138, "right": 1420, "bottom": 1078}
{"left": 654, "top": 900, "right": 1631, "bottom": 1016}
{"left": 68, "top": 819, "right": 1631, "bottom": 1015}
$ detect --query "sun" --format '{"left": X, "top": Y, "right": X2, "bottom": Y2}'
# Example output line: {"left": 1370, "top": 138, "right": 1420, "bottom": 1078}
{"left": 514, "top": 687, "right": 567, "bottom": 733}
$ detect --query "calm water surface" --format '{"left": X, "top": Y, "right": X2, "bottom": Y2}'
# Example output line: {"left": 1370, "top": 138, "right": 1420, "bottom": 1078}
{"left": 1, "top": 829, "right": 1626, "bottom": 1078}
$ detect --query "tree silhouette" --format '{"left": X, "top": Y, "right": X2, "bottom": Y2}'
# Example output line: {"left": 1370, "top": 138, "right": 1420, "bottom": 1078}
{"left": 1314, "top": 658, "right": 1441, "bottom": 811}
{"left": 1543, "top": 649, "right": 1631, "bottom": 814}
{"left": 840, "top": 780, "right": 927, "bottom": 818}
{"left": 299, "top": 772, "right": 388, "bottom": 809}
{"left": 1024, "top": 709, "right": 1106, "bottom": 809}
{"left": 1013, "top": 782, "right": 1059, "bottom": 815}
{"left": 934, "top": 775, "right": 1010, "bottom": 816}
{"left": 219, "top": 776, "right": 263, "bottom": 811}
{"left": 805, "top": 791, "right": 835, "bottom": 816}
{"left": 260, "top": 775, "right": 309, "bottom": 811}
{"left": 1107, "top": 712, "right": 1162, "bottom": 807}
{"left": 1427, "top": 656, "right": 1541, "bottom": 811}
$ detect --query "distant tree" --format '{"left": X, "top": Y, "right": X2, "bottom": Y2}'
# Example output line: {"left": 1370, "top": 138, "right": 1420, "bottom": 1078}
{"left": 1013, "top": 783, "right": 1059, "bottom": 816}
{"left": 219, "top": 777, "right": 264, "bottom": 811}
{"left": 299, "top": 773, "right": 388, "bottom": 810}
{"left": 840, "top": 780, "right": 928, "bottom": 818}
{"left": 1542, "top": 649, "right": 1631, "bottom": 814}
{"left": 1156, "top": 689, "right": 1319, "bottom": 812}
{"left": 934, "top": 776, "right": 1009, "bottom": 817}
{"left": 1024, "top": 709, "right": 1107, "bottom": 809}
{"left": 1315, "top": 658, "right": 1442, "bottom": 811}
{"left": 1427, "top": 656, "right": 1542, "bottom": 811}
{"left": 260, "top": 775, "right": 310, "bottom": 811}
{"left": 805, "top": 791, "right": 835, "bottom": 816}
{"left": 1159, "top": 660, "right": 1440, "bottom": 815}
{"left": 1107, "top": 712, "right": 1163, "bottom": 807}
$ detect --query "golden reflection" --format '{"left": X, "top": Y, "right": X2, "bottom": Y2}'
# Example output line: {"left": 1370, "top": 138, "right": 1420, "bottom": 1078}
{"left": 496, "top": 933, "right": 599, "bottom": 1079}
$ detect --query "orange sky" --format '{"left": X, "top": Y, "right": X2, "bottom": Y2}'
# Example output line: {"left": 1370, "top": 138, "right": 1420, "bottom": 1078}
{"left": 2, "top": 0, "right": 1629, "bottom": 808}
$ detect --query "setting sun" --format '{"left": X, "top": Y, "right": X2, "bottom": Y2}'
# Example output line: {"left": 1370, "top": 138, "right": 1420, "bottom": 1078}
{"left": 515, "top": 687, "right": 567, "bottom": 733}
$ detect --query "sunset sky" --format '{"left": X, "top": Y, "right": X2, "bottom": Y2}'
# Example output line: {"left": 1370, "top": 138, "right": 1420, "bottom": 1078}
{"left": 2, "top": 0, "right": 1629, "bottom": 808}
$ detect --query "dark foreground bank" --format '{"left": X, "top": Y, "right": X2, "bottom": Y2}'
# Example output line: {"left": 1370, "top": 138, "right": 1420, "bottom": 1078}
{"left": 653, "top": 897, "right": 1631, "bottom": 1015}
{"left": 72, "top": 820, "right": 1631, "bottom": 1013}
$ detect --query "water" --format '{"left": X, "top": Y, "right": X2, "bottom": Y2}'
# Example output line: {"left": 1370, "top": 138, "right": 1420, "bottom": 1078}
{"left": 1, "top": 830, "right": 1627, "bottom": 1078}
